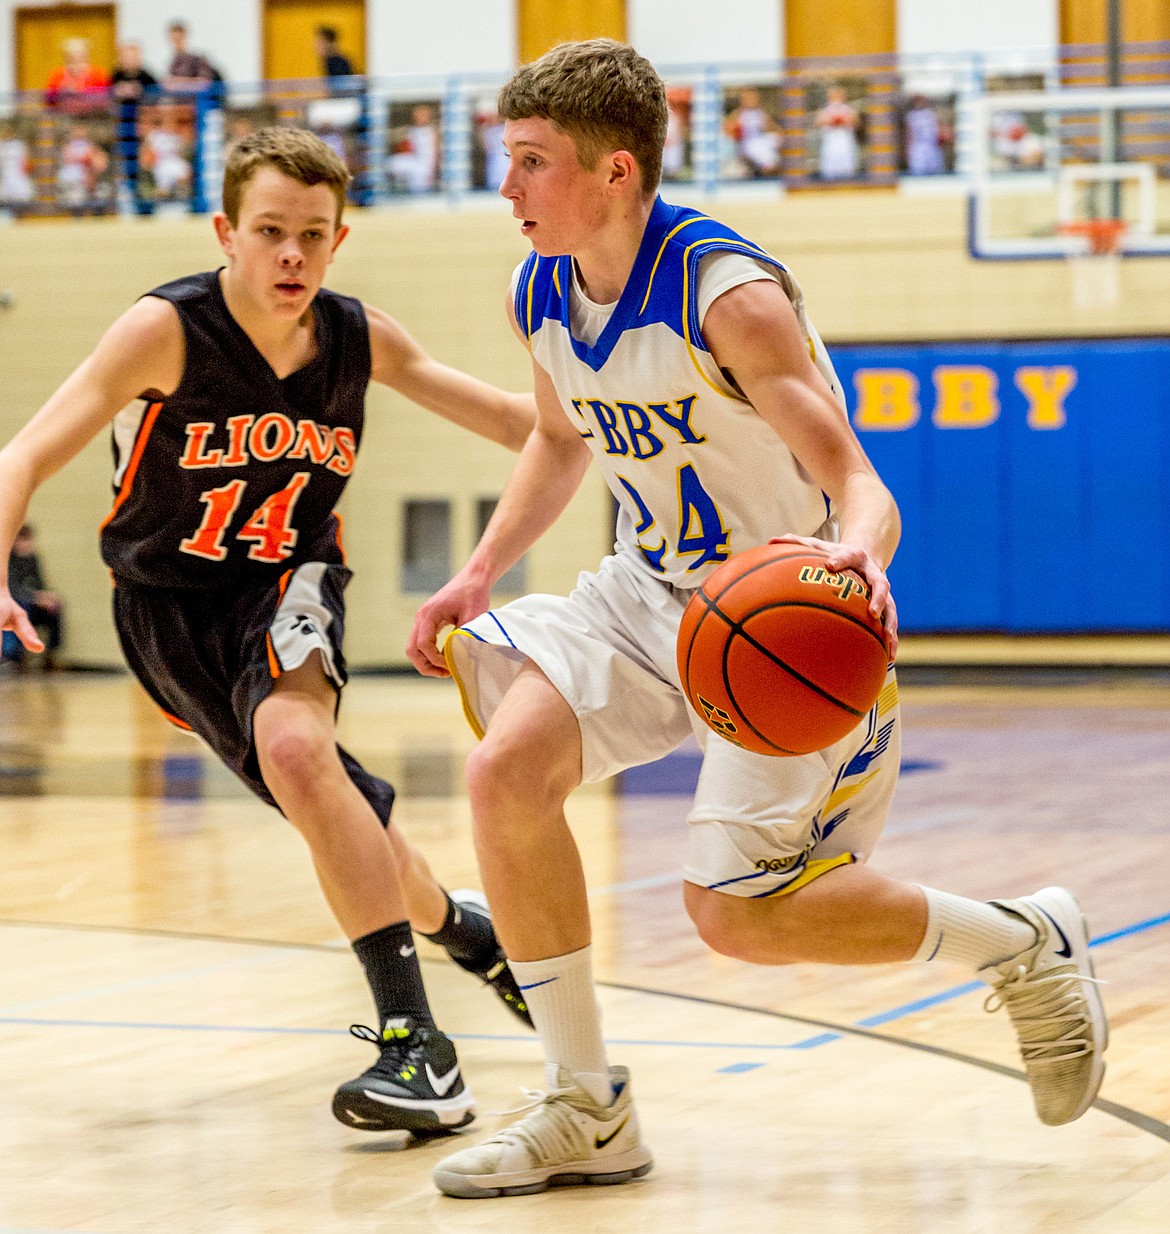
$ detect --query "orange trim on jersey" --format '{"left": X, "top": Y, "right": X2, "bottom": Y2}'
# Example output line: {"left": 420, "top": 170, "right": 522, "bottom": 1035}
{"left": 100, "top": 401, "right": 164, "bottom": 531}
{"left": 333, "top": 512, "right": 347, "bottom": 564}
{"left": 266, "top": 569, "right": 293, "bottom": 678}
{"left": 161, "top": 708, "right": 194, "bottom": 732}
{"left": 266, "top": 633, "right": 281, "bottom": 678}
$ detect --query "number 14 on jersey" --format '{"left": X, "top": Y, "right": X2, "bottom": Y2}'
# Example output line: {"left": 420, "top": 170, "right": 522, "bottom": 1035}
{"left": 180, "top": 472, "right": 310, "bottom": 563}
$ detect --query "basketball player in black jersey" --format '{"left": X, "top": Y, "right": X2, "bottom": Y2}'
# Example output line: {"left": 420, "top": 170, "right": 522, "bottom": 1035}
{"left": 0, "top": 128, "right": 536, "bottom": 1138}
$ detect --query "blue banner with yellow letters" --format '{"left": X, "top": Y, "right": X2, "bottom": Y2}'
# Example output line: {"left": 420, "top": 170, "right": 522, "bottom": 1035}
{"left": 830, "top": 338, "right": 1170, "bottom": 632}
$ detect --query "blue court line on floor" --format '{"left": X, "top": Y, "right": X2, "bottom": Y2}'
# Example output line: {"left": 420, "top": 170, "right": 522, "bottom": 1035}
{"left": 0, "top": 1016, "right": 833, "bottom": 1051}
{"left": 2, "top": 909, "right": 1166, "bottom": 1056}
{"left": 852, "top": 908, "right": 1170, "bottom": 1031}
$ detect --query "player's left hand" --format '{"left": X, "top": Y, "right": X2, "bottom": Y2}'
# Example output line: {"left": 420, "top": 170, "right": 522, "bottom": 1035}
{"left": 769, "top": 534, "right": 899, "bottom": 658}
{"left": 407, "top": 570, "right": 493, "bottom": 679}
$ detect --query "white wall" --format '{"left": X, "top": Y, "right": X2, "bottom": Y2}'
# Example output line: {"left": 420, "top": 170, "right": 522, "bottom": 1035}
{"left": 628, "top": 0, "right": 783, "bottom": 69}
{"left": 0, "top": 0, "right": 260, "bottom": 94}
{"left": 0, "top": 1, "right": 1063, "bottom": 97}
{"left": 118, "top": 0, "right": 261, "bottom": 87}
{"left": 897, "top": 0, "right": 1058, "bottom": 58}
{"left": 367, "top": 0, "right": 516, "bottom": 78}
{"left": 0, "top": 0, "right": 514, "bottom": 95}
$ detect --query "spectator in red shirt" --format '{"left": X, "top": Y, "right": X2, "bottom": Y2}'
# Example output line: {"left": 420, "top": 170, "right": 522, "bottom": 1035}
{"left": 45, "top": 38, "right": 111, "bottom": 114}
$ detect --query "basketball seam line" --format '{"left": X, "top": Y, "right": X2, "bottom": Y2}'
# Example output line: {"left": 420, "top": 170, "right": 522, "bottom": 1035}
{"left": 710, "top": 602, "right": 806, "bottom": 753}
{"left": 708, "top": 596, "right": 874, "bottom": 718}
{"left": 722, "top": 596, "right": 889, "bottom": 652}
{"left": 680, "top": 548, "right": 883, "bottom": 753}
{"left": 705, "top": 549, "right": 816, "bottom": 607}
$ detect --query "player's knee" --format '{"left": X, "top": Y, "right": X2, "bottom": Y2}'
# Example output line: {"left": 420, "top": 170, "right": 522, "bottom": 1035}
{"left": 465, "top": 729, "right": 575, "bottom": 820}
{"left": 686, "top": 885, "right": 802, "bottom": 965}
{"left": 255, "top": 715, "right": 334, "bottom": 798}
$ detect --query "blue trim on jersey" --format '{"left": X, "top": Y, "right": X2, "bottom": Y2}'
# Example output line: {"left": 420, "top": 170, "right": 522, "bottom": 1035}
{"left": 706, "top": 869, "right": 771, "bottom": 892}
{"left": 486, "top": 610, "right": 518, "bottom": 649}
{"left": 516, "top": 197, "right": 789, "bottom": 373}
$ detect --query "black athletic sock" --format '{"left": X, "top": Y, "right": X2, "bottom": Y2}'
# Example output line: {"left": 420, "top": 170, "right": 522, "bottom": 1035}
{"left": 352, "top": 920, "right": 434, "bottom": 1030}
{"left": 423, "top": 892, "right": 497, "bottom": 969}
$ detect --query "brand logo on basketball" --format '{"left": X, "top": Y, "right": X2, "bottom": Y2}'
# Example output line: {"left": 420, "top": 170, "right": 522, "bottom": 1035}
{"left": 696, "top": 695, "right": 738, "bottom": 737}
{"left": 798, "top": 566, "right": 870, "bottom": 603}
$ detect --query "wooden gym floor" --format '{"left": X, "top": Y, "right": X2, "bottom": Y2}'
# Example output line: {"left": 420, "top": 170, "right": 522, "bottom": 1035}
{"left": 1, "top": 666, "right": 1168, "bottom": 1233}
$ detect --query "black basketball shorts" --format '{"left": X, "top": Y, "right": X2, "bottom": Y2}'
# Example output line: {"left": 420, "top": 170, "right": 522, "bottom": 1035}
{"left": 112, "top": 561, "right": 395, "bottom": 823}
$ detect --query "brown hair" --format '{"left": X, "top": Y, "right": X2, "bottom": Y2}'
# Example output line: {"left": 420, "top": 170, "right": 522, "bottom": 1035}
{"left": 221, "top": 127, "right": 350, "bottom": 226}
{"left": 498, "top": 39, "right": 667, "bottom": 195}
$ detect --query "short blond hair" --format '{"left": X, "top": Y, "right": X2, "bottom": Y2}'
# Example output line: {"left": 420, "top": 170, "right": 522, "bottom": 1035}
{"left": 498, "top": 39, "right": 667, "bottom": 195}
{"left": 222, "top": 127, "right": 350, "bottom": 226}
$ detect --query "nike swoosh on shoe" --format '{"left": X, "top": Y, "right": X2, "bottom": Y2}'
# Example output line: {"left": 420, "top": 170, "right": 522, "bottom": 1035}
{"left": 426, "top": 1062, "right": 461, "bottom": 1097}
{"left": 1035, "top": 905, "right": 1074, "bottom": 957}
{"left": 595, "top": 1116, "right": 629, "bottom": 1149}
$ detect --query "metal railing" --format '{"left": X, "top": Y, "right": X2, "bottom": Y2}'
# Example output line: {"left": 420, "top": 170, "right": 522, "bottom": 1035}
{"left": 0, "top": 42, "right": 1165, "bottom": 219}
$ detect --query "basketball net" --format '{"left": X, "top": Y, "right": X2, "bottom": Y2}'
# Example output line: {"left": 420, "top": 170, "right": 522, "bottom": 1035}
{"left": 1059, "top": 218, "right": 1127, "bottom": 311}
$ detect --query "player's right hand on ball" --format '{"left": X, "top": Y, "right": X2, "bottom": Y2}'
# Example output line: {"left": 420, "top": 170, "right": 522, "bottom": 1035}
{"left": 0, "top": 591, "right": 44, "bottom": 654}
{"left": 407, "top": 571, "right": 492, "bottom": 678}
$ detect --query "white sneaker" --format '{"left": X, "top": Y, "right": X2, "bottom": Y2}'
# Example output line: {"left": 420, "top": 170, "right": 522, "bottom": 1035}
{"left": 433, "top": 1065, "right": 653, "bottom": 1198}
{"left": 980, "top": 886, "right": 1108, "bottom": 1126}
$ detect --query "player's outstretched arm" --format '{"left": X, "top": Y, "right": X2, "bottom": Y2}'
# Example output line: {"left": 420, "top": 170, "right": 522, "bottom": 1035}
{"left": 702, "top": 279, "right": 901, "bottom": 651}
{"left": 365, "top": 304, "right": 536, "bottom": 451}
{"left": 0, "top": 296, "right": 182, "bottom": 651}
{"left": 406, "top": 359, "right": 589, "bottom": 678}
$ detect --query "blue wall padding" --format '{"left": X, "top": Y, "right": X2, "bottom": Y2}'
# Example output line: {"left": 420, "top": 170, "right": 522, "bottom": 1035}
{"left": 830, "top": 338, "right": 1170, "bottom": 632}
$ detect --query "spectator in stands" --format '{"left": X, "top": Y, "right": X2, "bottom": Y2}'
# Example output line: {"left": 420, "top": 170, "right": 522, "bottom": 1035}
{"left": 816, "top": 85, "right": 861, "bottom": 180}
{"left": 111, "top": 42, "right": 158, "bottom": 108}
{"left": 662, "top": 86, "right": 691, "bottom": 181}
{"left": 315, "top": 26, "right": 355, "bottom": 83}
{"left": 387, "top": 102, "right": 439, "bottom": 194}
{"left": 2, "top": 525, "right": 63, "bottom": 670}
{"left": 57, "top": 123, "right": 109, "bottom": 213}
{"left": 991, "top": 110, "right": 1045, "bottom": 171}
{"left": 44, "top": 38, "right": 111, "bottom": 115}
{"left": 903, "top": 96, "right": 945, "bottom": 176}
{"left": 140, "top": 99, "right": 193, "bottom": 202}
{"left": 163, "top": 21, "right": 224, "bottom": 98}
{"left": 476, "top": 103, "right": 508, "bottom": 190}
{"left": 111, "top": 41, "right": 159, "bottom": 214}
{"left": 0, "top": 120, "right": 34, "bottom": 211}
{"left": 723, "top": 87, "right": 781, "bottom": 178}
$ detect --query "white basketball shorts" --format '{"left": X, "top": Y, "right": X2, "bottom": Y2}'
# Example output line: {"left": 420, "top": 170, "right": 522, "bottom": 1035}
{"left": 445, "top": 550, "right": 901, "bottom": 898}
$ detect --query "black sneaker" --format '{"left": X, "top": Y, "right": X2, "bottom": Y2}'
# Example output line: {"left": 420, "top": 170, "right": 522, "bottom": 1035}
{"left": 332, "top": 1017, "right": 476, "bottom": 1135}
{"left": 449, "top": 889, "right": 534, "bottom": 1029}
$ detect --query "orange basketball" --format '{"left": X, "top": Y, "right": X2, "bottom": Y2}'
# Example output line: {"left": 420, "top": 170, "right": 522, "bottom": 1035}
{"left": 676, "top": 543, "right": 890, "bottom": 756}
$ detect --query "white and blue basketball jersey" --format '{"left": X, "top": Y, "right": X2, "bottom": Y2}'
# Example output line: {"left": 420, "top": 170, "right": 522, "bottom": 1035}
{"left": 514, "top": 196, "right": 847, "bottom": 588}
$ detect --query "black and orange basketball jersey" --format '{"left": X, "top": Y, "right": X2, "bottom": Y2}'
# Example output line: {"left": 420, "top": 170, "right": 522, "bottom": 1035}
{"left": 101, "top": 271, "right": 370, "bottom": 589}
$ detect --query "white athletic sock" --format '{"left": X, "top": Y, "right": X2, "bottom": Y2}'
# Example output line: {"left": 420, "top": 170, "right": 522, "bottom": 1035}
{"left": 913, "top": 886, "right": 1039, "bottom": 970}
{"left": 510, "top": 945, "right": 613, "bottom": 1106}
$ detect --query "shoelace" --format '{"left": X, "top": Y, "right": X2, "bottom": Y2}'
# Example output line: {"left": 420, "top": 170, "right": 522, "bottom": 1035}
{"left": 489, "top": 1085, "right": 549, "bottom": 1117}
{"left": 984, "top": 963, "right": 1105, "bottom": 1063}
{"left": 348, "top": 1023, "right": 423, "bottom": 1073}
{"left": 482, "top": 1086, "right": 595, "bottom": 1163}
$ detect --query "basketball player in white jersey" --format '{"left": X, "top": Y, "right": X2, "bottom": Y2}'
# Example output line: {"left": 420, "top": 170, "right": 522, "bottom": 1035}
{"left": 408, "top": 41, "right": 1108, "bottom": 1198}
